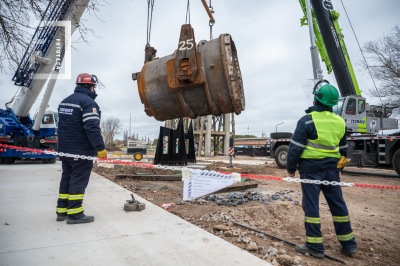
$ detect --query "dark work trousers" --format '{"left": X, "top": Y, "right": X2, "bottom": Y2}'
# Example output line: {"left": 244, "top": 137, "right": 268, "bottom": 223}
{"left": 300, "top": 168, "right": 357, "bottom": 253}
{"left": 56, "top": 158, "right": 93, "bottom": 219}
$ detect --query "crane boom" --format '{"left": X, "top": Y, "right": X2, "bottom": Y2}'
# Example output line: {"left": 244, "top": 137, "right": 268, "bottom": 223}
{"left": 12, "top": 0, "right": 90, "bottom": 117}
{"left": 309, "top": 0, "right": 360, "bottom": 97}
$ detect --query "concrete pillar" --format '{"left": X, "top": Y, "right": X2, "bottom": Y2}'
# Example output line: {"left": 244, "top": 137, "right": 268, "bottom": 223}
{"left": 223, "top": 113, "right": 230, "bottom": 155}
{"left": 204, "top": 115, "right": 212, "bottom": 157}
{"left": 165, "top": 120, "right": 172, "bottom": 129}
{"left": 198, "top": 116, "right": 204, "bottom": 156}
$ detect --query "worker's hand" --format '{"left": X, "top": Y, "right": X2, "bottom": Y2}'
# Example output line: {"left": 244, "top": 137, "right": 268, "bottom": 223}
{"left": 288, "top": 172, "right": 295, "bottom": 177}
{"left": 337, "top": 156, "right": 350, "bottom": 168}
{"left": 97, "top": 149, "right": 107, "bottom": 159}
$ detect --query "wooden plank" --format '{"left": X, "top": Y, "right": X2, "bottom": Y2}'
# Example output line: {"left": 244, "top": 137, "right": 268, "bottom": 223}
{"left": 115, "top": 174, "right": 182, "bottom": 181}
{"left": 212, "top": 183, "right": 258, "bottom": 194}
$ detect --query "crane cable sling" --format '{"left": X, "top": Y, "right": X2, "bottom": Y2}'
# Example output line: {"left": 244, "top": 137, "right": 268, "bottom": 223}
{"left": 1, "top": 143, "right": 399, "bottom": 190}
{"left": 339, "top": 0, "right": 383, "bottom": 106}
{"left": 185, "top": 0, "right": 190, "bottom": 24}
{"left": 209, "top": 0, "right": 214, "bottom": 40}
{"left": 146, "top": 0, "right": 155, "bottom": 45}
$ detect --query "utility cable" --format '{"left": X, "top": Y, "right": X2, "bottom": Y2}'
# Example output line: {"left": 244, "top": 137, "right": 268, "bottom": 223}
{"left": 340, "top": 0, "right": 383, "bottom": 105}
{"left": 146, "top": 0, "right": 155, "bottom": 45}
{"left": 185, "top": 0, "right": 190, "bottom": 24}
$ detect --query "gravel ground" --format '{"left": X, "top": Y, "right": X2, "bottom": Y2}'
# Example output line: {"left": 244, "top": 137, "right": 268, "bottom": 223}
{"left": 92, "top": 160, "right": 400, "bottom": 266}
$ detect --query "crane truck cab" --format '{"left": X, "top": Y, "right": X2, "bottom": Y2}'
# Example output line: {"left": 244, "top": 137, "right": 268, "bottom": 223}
{"left": 38, "top": 109, "right": 58, "bottom": 137}
{"left": 334, "top": 96, "right": 398, "bottom": 135}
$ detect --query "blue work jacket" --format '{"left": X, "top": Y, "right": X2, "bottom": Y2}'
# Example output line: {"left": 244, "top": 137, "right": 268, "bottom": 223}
{"left": 286, "top": 105, "right": 348, "bottom": 173}
{"left": 57, "top": 86, "right": 105, "bottom": 156}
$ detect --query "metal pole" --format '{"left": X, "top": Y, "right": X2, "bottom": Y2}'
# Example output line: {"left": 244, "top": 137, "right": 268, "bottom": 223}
{"left": 305, "top": 0, "right": 323, "bottom": 79}
{"left": 228, "top": 154, "right": 233, "bottom": 168}
{"left": 276, "top": 122, "right": 284, "bottom": 132}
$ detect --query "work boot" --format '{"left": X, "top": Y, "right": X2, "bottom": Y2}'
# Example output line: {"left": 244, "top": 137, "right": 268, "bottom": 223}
{"left": 66, "top": 215, "right": 95, "bottom": 224}
{"left": 340, "top": 247, "right": 357, "bottom": 256}
{"left": 56, "top": 215, "right": 67, "bottom": 222}
{"left": 295, "top": 245, "right": 324, "bottom": 259}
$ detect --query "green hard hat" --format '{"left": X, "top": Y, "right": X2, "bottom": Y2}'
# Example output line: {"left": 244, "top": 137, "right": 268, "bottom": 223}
{"left": 314, "top": 84, "right": 340, "bottom": 106}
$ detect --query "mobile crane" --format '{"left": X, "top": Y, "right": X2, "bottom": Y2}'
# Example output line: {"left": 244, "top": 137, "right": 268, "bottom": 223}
{"left": 0, "top": 0, "right": 89, "bottom": 164}
{"left": 268, "top": 0, "right": 400, "bottom": 176}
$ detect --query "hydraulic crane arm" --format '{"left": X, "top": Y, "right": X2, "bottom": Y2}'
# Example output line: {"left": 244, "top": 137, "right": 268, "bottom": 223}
{"left": 299, "top": 0, "right": 332, "bottom": 74}
{"left": 300, "top": 0, "right": 361, "bottom": 97}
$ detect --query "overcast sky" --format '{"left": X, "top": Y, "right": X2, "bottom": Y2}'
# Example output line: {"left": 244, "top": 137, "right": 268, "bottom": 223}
{"left": 0, "top": 0, "right": 399, "bottom": 140}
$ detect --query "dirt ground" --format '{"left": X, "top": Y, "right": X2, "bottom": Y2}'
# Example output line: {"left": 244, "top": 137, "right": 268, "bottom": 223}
{"left": 92, "top": 160, "right": 400, "bottom": 266}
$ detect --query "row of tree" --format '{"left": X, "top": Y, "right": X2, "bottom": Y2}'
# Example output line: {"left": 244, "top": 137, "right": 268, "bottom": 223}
{"left": 100, "top": 117, "right": 121, "bottom": 146}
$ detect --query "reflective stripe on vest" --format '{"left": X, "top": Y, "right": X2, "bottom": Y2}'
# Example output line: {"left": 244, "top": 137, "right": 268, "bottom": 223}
{"left": 300, "top": 111, "right": 345, "bottom": 159}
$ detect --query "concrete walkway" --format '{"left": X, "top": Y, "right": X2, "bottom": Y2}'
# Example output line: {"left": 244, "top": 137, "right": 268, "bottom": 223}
{"left": 0, "top": 162, "right": 270, "bottom": 266}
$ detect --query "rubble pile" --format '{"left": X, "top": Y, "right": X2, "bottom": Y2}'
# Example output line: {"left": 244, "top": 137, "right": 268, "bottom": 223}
{"left": 202, "top": 190, "right": 296, "bottom": 206}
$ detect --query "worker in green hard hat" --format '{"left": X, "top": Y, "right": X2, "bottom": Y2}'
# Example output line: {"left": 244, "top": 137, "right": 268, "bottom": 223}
{"left": 286, "top": 81, "right": 357, "bottom": 259}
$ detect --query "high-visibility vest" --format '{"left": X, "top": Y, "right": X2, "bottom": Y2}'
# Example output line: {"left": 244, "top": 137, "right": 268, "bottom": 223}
{"left": 300, "top": 111, "right": 345, "bottom": 159}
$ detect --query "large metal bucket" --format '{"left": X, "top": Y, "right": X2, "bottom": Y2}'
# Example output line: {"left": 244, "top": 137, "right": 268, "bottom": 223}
{"left": 135, "top": 31, "right": 245, "bottom": 121}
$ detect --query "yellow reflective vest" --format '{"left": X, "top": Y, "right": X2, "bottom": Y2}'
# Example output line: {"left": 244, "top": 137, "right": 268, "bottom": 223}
{"left": 300, "top": 111, "right": 345, "bottom": 159}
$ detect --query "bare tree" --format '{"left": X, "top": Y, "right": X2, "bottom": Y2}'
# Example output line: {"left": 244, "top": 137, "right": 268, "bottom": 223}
{"left": 360, "top": 26, "right": 400, "bottom": 114}
{"left": 101, "top": 117, "right": 122, "bottom": 146}
{"left": 0, "top": 0, "right": 107, "bottom": 74}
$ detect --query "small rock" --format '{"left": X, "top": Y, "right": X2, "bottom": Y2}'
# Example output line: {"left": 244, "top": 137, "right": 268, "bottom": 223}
{"left": 267, "top": 247, "right": 278, "bottom": 253}
{"left": 241, "top": 236, "right": 251, "bottom": 244}
{"left": 294, "top": 200, "right": 300, "bottom": 205}
{"left": 270, "top": 258, "right": 280, "bottom": 266}
{"left": 213, "top": 224, "right": 230, "bottom": 231}
{"left": 288, "top": 197, "right": 293, "bottom": 201}
{"left": 293, "top": 255, "right": 303, "bottom": 265}
{"left": 276, "top": 255, "right": 294, "bottom": 266}
{"left": 224, "top": 231, "right": 233, "bottom": 237}
{"left": 279, "top": 249, "right": 287, "bottom": 255}
{"left": 268, "top": 252, "right": 277, "bottom": 258}
{"left": 245, "top": 242, "right": 258, "bottom": 251}
{"left": 233, "top": 230, "right": 240, "bottom": 237}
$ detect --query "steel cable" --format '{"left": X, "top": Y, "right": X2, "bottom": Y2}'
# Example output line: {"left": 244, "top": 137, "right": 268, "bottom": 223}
{"left": 340, "top": 0, "right": 383, "bottom": 105}
{"left": 146, "top": 0, "right": 155, "bottom": 45}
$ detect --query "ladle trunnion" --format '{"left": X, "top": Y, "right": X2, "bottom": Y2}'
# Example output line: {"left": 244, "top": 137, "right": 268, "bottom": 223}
{"left": 133, "top": 24, "right": 245, "bottom": 121}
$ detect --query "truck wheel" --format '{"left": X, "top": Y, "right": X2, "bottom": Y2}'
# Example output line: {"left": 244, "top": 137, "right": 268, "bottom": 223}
{"left": 275, "top": 145, "right": 289, "bottom": 169}
{"left": 4, "top": 157, "right": 12, "bottom": 164}
{"left": 43, "top": 158, "right": 50, "bottom": 164}
{"left": 393, "top": 149, "right": 400, "bottom": 177}
{"left": 134, "top": 153, "right": 143, "bottom": 161}
{"left": 49, "top": 158, "right": 56, "bottom": 164}
{"left": 270, "top": 132, "right": 293, "bottom": 139}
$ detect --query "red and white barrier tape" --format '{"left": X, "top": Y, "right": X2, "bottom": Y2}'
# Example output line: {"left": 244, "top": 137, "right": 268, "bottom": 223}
{"left": 1, "top": 144, "right": 399, "bottom": 190}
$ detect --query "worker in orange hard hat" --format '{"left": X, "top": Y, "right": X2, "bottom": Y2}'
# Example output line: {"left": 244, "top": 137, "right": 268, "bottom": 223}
{"left": 56, "top": 73, "right": 107, "bottom": 224}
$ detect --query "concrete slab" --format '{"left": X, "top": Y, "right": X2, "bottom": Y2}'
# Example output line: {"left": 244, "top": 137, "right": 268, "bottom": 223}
{"left": 0, "top": 162, "right": 270, "bottom": 266}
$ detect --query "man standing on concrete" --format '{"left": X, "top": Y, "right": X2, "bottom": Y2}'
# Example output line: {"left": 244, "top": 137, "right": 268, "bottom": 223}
{"left": 286, "top": 84, "right": 357, "bottom": 258}
{"left": 56, "top": 73, "right": 107, "bottom": 224}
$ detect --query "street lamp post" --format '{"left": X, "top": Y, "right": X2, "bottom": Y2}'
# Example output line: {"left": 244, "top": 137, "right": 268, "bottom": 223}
{"left": 276, "top": 122, "right": 284, "bottom": 132}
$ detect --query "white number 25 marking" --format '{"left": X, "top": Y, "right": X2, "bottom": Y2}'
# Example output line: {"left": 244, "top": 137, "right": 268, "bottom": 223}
{"left": 179, "top": 38, "right": 194, "bottom": 50}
